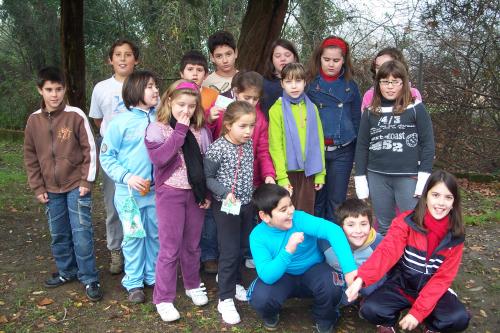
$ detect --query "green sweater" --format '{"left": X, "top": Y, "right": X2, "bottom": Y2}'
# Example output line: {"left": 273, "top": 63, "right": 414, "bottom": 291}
{"left": 268, "top": 98, "right": 326, "bottom": 186}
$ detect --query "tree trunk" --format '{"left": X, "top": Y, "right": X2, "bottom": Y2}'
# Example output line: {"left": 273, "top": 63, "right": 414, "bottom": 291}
{"left": 237, "top": 0, "right": 288, "bottom": 73}
{"left": 60, "top": 0, "right": 85, "bottom": 111}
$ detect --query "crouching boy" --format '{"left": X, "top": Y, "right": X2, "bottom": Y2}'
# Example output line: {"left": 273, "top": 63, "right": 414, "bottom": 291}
{"left": 320, "top": 199, "right": 384, "bottom": 306}
{"left": 23, "top": 67, "right": 102, "bottom": 301}
{"left": 248, "top": 184, "right": 357, "bottom": 333}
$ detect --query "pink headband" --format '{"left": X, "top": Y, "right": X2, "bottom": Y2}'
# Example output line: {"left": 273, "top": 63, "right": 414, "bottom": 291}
{"left": 321, "top": 37, "right": 348, "bottom": 55}
{"left": 176, "top": 81, "right": 199, "bottom": 92}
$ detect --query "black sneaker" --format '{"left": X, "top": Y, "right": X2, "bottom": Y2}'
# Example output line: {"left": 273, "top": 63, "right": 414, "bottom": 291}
{"left": 315, "top": 322, "right": 333, "bottom": 333}
{"left": 44, "top": 273, "right": 75, "bottom": 288}
{"left": 263, "top": 314, "right": 279, "bottom": 331}
{"left": 85, "top": 281, "right": 103, "bottom": 302}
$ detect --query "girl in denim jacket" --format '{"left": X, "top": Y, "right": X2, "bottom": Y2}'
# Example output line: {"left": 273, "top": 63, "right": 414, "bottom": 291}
{"left": 306, "top": 36, "right": 361, "bottom": 223}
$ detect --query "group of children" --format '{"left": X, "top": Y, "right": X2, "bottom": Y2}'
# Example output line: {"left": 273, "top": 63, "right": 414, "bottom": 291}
{"left": 23, "top": 30, "right": 470, "bottom": 333}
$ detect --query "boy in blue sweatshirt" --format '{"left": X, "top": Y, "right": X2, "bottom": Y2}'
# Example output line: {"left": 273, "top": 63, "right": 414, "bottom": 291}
{"left": 248, "top": 184, "right": 357, "bottom": 333}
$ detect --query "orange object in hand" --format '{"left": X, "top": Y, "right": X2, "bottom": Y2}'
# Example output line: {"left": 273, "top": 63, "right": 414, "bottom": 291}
{"left": 140, "top": 179, "right": 151, "bottom": 196}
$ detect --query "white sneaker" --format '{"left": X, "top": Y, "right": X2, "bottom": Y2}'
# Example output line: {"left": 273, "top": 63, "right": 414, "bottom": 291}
{"left": 245, "top": 258, "right": 256, "bottom": 269}
{"left": 235, "top": 284, "right": 248, "bottom": 301}
{"left": 217, "top": 298, "right": 241, "bottom": 325}
{"left": 185, "top": 283, "right": 208, "bottom": 306}
{"left": 156, "top": 302, "right": 180, "bottom": 322}
{"left": 216, "top": 274, "right": 247, "bottom": 301}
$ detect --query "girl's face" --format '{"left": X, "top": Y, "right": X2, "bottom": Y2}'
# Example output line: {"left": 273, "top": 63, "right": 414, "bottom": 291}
{"left": 320, "top": 47, "right": 344, "bottom": 77}
{"left": 235, "top": 87, "right": 260, "bottom": 107}
{"left": 272, "top": 45, "right": 296, "bottom": 76}
{"left": 281, "top": 77, "right": 305, "bottom": 99}
{"left": 426, "top": 182, "right": 454, "bottom": 220}
{"left": 169, "top": 93, "right": 198, "bottom": 121}
{"left": 379, "top": 75, "right": 403, "bottom": 100}
{"left": 375, "top": 54, "right": 394, "bottom": 74}
{"left": 225, "top": 113, "right": 256, "bottom": 145}
{"left": 138, "top": 78, "right": 159, "bottom": 109}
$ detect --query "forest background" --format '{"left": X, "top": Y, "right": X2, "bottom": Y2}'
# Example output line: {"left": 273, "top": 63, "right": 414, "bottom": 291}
{"left": 0, "top": 0, "right": 498, "bottom": 174}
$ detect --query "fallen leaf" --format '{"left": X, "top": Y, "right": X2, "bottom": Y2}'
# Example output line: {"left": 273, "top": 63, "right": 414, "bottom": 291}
{"left": 468, "top": 286, "right": 484, "bottom": 292}
{"left": 38, "top": 298, "right": 54, "bottom": 306}
{"left": 74, "top": 302, "right": 82, "bottom": 307}
{"left": 0, "top": 300, "right": 5, "bottom": 305}
{"left": 32, "top": 291, "right": 45, "bottom": 295}
{"left": 0, "top": 315, "right": 8, "bottom": 324}
{"left": 47, "top": 315, "right": 58, "bottom": 323}
{"left": 479, "top": 309, "right": 487, "bottom": 317}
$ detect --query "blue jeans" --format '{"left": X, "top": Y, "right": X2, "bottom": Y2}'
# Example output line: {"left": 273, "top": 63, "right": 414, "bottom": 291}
{"left": 200, "top": 208, "right": 219, "bottom": 262}
{"left": 315, "top": 143, "right": 355, "bottom": 223}
{"left": 45, "top": 188, "right": 99, "bottom": 285}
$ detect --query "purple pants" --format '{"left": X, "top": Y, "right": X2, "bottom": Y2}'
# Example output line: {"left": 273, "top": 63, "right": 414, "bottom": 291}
{"left": 153, "top": 185, "right": 205, "bottom": 303}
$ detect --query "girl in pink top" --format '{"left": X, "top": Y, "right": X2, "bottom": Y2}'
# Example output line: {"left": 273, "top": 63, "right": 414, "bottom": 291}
{"left": 145, "top": 80, "right": 212, "bottom": 322}
{"left": 361, "top": 47, "right": 422, "bottom": 112}
{"left": 206, "top": 71, "right": 276, "bottom": 187}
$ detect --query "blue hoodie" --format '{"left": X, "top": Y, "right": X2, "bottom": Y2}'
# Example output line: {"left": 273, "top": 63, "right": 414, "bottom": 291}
{"left": 100, "top": 107, "right": 155, "bottom": 187}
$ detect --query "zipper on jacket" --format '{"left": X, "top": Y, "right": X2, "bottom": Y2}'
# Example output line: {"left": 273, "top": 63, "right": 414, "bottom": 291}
{"left": 48, "top": 112, "right": 60, "bottom": 191}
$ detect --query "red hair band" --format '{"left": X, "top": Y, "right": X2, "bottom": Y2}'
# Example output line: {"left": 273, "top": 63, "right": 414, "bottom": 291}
{"left": 321, "top": 37, "right": 348, "bottom": 55}
{"left": 176, "top": 81, "right": 199, "bottom": 92}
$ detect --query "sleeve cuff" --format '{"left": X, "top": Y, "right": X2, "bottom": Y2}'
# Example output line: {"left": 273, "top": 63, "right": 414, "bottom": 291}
{"left": 354, "top": 175, "right": 369, "bottom": 199}
{"left": 414, "top": 172, "right": 430, "bottom": 196}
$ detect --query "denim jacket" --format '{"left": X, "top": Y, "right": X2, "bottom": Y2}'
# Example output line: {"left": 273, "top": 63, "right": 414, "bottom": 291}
{"left": 307, "top": 73, "right": 361, "bottom": 145}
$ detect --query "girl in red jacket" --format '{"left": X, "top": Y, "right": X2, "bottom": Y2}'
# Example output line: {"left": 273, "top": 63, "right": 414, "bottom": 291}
{"left": 346, "top": 170, "right": 470, "bottom": 333}
{"left": 206, "top": 71, "right": 276, "bottom": 187}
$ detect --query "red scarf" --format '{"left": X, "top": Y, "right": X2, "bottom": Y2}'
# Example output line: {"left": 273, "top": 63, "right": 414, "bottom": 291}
{"left": 423, "top": 210, "right": 450, "bottom": 260}
{"left": 320, "top": 68, "right": 340, "bottom": 82}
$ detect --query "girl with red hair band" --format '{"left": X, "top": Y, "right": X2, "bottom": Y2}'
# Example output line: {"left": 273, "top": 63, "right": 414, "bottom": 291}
{"left": 306, "top": 36, "right": 361, "bottom": 224}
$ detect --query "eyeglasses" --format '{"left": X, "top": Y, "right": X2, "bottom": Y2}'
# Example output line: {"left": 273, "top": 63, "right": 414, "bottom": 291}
{"left": 379, "top": 79, "right": 403, "bottom": 87}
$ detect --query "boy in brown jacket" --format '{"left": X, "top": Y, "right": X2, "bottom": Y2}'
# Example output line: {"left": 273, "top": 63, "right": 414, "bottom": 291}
{"left": 23, "top": 67, "right": 102, "bottom": 301}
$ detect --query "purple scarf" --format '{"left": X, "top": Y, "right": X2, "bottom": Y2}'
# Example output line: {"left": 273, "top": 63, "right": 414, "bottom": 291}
{"left": 282, "top": 92, "right": 323, "bottom": 177}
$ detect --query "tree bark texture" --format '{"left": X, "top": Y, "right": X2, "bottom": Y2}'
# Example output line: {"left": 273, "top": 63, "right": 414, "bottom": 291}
{"left": 237, "top": 0, "right": 288, "bottom": 73}
{"left": 60, "top": 0, "right": 85, "bottom": 111}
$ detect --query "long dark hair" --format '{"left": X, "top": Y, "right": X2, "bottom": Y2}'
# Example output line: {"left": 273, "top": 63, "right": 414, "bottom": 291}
{"left": 263, "top": 39, "right": 299, "bottom": 80}
{"left": 413, "top": 170, "right": 465, "bottom": 238}
{"left": 371, "top": 60, "right": 413, "bottom": 115}
{"left": 307, "top": 35, "right": 353, "bottom": 82}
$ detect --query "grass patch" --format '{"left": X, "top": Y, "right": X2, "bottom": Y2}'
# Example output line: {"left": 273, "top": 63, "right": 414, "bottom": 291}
{"left": 0, "top": 140, "right": 34, "bottom": 211}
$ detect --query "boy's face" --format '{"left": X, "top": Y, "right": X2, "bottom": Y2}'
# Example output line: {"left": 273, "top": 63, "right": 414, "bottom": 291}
{"left": 210, "top": 45, "right": 238, "bottom": 74}
{"left": 260, "top": 196, "right": 295, "bottom": 231}
{"left": 38, "top": 81, "right": 66, "bottom": 112}
{"left": 180, "top": 64, "right": 207, "bottom": 87}
{"left": 109, "top": 43, "right": 138, "bottom": 81}
{"left": 342, "top": 215, "right": 371, "bottom": 249}
{"left": 281, "top": 77, "right": 305, "bottom": 99}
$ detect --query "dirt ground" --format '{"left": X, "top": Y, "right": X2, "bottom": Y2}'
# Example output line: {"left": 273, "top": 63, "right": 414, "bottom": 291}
{"left": 0, "top": 180, "right": 498, "bottom": 333}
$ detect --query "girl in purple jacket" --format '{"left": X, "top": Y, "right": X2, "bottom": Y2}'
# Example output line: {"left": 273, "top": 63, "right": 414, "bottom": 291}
{"left": 145, "top": 80, "right": 212, "bottom": 322}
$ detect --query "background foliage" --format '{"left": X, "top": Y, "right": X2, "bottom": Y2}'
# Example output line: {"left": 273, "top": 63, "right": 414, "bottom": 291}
{"left": 0, "top": 0, "right": 498, "bottom": 173}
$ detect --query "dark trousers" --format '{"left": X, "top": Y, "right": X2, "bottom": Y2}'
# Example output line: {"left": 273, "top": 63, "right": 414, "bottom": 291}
{"left": 360, "top": 281, "right": 470, "bottom": 332}
{"left": 315, "top": 143, "right": 354, "bottom": 223}
{"left": 212, "top": 200, "right": 254, "bottom": 300}
{"left": 249, "top": 263, "right": 342, "bottom": 328}
{"left": 288, "top": 171, "right": 316, "bottom": 215}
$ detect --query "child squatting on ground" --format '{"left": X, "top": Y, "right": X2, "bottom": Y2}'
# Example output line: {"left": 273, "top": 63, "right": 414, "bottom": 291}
{"left": 99, "top": 70, "right": 160, "bottom": 304}
{"left": 145, "top": 80, "right": 212, "bottom": 322}
{"left": 346, "top": 170, "right": 471, "bottom": 333}
{"left": 23, "top": 66, "right": 102, "bottom": 301}
{"left": 320, "top": 198, "right": 384, "bottom": 306}
{"left": 248, "top": 184, "right": 358, "bottom": 333}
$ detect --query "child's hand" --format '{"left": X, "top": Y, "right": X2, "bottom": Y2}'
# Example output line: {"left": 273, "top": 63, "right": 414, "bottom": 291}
{"left": 127, "top": 175, "right": 148, "bottom": 193}
{"left": 199, "top": 198, "right": 211, "bottom": 209}
{"left": 344, "top": 269, "right": 358, "bottom": 286}
{"left": 264, "top": 176, "right": 275, "bottom": 184}
{"left": 314, "top": 183, "right": 323, "bottom": 191}
{"left": 283, "top": 184, "right": 293, "bottom": 196}
{"left": 285, "top": 232, "right": 304, "bottom": 254}
{"left": 345, "top": 277, "right": 363, "bottom": 302}
{"left": 79, "top": 186, "right": 90, "bottom": 196}
{"left": 225, "top": 192, "right": 236, "bottom": 203}
{"left": 177, "top": 111, "right": 190, "bottom": 126}
{"left": 37, "top": 192, "right": 49, "bottom": 204}
{"left": 399, "top": 313, "right": 419, "bottom": 331}
{"left": 208, "top": 106, "right": 224, "bottom": 123}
